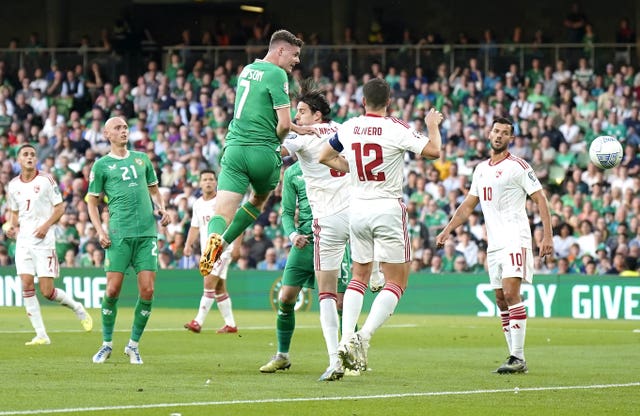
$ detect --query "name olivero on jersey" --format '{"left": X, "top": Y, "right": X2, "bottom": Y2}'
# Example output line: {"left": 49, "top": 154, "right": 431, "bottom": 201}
{"left": 353, "top": 126, "right": 382, "bottom": 135}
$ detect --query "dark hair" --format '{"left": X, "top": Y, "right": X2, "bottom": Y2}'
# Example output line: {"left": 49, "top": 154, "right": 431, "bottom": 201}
{"left": 270, "top": 29, "right": 304, "bottom": 48}
{"left": 201, "top": 169, "right": 217, "bottom": 179}
{"left": 491, "top": 117, "right": 514, "bottom": 134}
{"left": 362, "top": 78, "right": 390, "bottom": 110}
{"left": 18, "top": 144, "right": 36, "bottom": 155}
{"left": 298, "top": 79, "right": 331, "bottom": 121}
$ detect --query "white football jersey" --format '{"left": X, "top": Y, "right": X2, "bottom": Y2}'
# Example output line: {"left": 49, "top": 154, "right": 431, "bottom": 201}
{"left": 283, "top": 121, "right": 350, "bottom": 218}
{"left": 191, "top": 195, "right": 233, "bottom": 254}
{"left": 469, "top": 154, "right": 542, "bottom": 252}
{"left": 7, "top": 172, "right": 63, "bottom": 249}
{"left": 336, "top": 115, "right": 429, "bottom": 200}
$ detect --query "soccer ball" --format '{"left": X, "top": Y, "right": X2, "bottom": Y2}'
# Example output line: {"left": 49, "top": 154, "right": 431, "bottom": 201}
{"left": 589, "top": 136, "right": 623, "bottom": 169}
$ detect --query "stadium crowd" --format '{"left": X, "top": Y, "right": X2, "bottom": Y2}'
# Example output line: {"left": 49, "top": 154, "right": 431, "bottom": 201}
{"left": 0, "top": 24, "right": 639, "bottom": 277}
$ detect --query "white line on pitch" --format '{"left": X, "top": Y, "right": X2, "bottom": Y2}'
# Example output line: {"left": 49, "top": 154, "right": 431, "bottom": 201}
{"left": 0, "top": 323, "right": 418, "bottom": 335}
{"left": 0, "top": 382, "right": 638, "bottom": 415}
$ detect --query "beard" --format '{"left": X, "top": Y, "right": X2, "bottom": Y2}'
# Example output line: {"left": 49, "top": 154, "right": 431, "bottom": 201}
{"left": 490, "top": 141, "right": 509, "bottom": 153}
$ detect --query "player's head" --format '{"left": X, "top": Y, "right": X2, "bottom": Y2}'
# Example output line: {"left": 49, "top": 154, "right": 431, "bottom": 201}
{"left": 362, "top": 78, "right": 391, "bottom": 111}
{"left": 104, "top": 117, "right": 129, "bottom": 146}
{"left": 488, "top": 116, "right": 514, "bottom": 153}
{"left": 199, "top": 169, "right": 217, "bottom": 195}
{"left": 17, "top": 144, "right": 37, "bottom": 171}
{"left": 268, "top": 29, "right": 303, "bottom": 73}
{"left": 296, "top": 80, "right": 331, "bottom": 125}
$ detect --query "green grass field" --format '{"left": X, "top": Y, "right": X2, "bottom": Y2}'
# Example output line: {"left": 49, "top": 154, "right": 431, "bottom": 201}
{"left": 1, "top": 306, "right": 639, "bottom": 415}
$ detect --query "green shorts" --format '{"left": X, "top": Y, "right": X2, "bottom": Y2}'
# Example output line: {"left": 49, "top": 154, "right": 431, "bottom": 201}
{"left": 105, "top": 237, "right": 158, "bottom": 274}
{"left": 218, "top": 145, "right": 283, "bottom": 195}
{"left": 282, "top": 243, "right": 315, "bottom": 289}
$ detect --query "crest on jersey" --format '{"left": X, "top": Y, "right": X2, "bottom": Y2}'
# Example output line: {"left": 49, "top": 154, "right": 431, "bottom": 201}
{"left": 33, "top": 185, "right": 40, "bottom": 193}
{"left": 135, "top": 158, "right": 143, "bottom": 166}
{"left": 495, "top": 170, "right": 503, "bottom": 178}
{"left": 108, "top": 164, "right": 116, "bottom": 170}
{"left": 528, "top": 171, "right": 539, "bottom": 183}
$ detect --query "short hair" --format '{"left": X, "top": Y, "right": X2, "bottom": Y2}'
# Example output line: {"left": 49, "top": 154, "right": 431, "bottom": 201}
{"left": 298, "top": 80, "right": 331, "bottom": 121}
{"left": 201, "top": 169, "right": 217, "bottom": 179}
{"left": 362, "top": 78, "right": 390, "bottom": 110}
{"left": 491, "top": 116, "right": 514, "bottom": 135}
{"left": 269, "top": 30, "right": 303, "bottom": 48}
{"left": 18, "top": 143, "right": 36, "bottom": 155}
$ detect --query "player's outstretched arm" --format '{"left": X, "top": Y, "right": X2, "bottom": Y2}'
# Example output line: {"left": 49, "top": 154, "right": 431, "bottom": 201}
{"left": 435, "top": 195, "right": 479, "bottom": 248}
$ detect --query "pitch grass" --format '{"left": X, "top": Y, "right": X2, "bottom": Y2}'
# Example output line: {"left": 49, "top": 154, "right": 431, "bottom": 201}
{"left": 2, "top": 306, "right": 639, "bottom": 416}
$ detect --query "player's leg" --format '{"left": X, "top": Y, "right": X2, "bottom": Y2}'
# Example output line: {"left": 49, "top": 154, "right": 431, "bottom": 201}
{"left": 349, "top": 200, "right": 410, "bottom": 371}
{"left": 495, "top": 247, "right": 532, "bottom": 374}
{"left": 494, "top": 288, "right": 512, "bottom": 354}
{"left": 17, "top": 247, "right": 50, "bottom": 345}
{"left": 359, "top": 261, "right": 408, "bottom": 340}
{"left": 36, "top": 248, "right": 92, "bottom": 331}
{"left": 214, "top": 278, "right": 237, "bottom": 333}
{"left": 221, "top": 148, "right": 282, "bottom": 245}
{"left": 485, "top": 249, "right": 516, "bottom": 373}
{"left": 260, "top": 242, "right": 313, "bottom": 373}
{"left": 93, "top": 239, "right": 131, "bottom": 363}
{"left": 200, "top": 189, "right": 243, "bottom": 276}
{"left": 314, "top": 212, "right": 349, "bottom": 379}
{"left": 125, "top": 237, "right": 159, "bottom": 364}
{"left": 185, "top": 274, "right": 216, "bottom": 333}
{"left": 21, "top": 273, "right": 50, "bottom": 345}
{"left": 211, "top": 241, "right": 240, "bottom": 334}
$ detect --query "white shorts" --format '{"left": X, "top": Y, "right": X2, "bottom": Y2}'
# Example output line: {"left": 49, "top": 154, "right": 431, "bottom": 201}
{"left": 15, "top": 245, "right": 59, "bottom": 278}
{"left": 209, "top": 243, "right": 233, "bottom": 280}
{"left": 313, "top": 208, "right": 350, "bottom": 271}
{"left": 487, "top": 247, "right": 534, "bottom": 289}
{"left": 349, "top": 198, "right": 410, "bottom": 264}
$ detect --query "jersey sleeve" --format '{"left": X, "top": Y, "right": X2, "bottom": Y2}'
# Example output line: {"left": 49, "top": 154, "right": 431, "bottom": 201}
{"left": 144, "top": 154, "right": 159, "bottom": 186}
{"left": 280, "top": 167, "right": 297, "bottom": 237}
{"left": 7, "top": 183, "right": 17, "bottom": 211}
{"left": 190, "top": 202, "right": 201, "bottom": 228}
{"left": 48, "top": 177, "right": 64, "bottom": 206}
{"left": 268, "top": 67, "right": 290, "bottom": 110}
{"left": 520, "top": 164, "right": 543, "bottom": 195}
{"left": 87, "top": 161, "right": 104, "bottom": 196}
{"left": 282, "top": 133, "right": 302, "bottom": 155}
{"left": 396, "top": 122, "right": 430, "bottom": 154}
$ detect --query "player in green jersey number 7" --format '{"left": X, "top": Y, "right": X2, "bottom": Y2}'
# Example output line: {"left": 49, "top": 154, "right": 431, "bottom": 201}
{"left": 199, "top": 29, "right": 317, "bottom": 276}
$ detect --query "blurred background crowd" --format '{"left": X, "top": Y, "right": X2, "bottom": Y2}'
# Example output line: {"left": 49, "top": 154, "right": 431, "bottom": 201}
{"left": 0, "top": 4, "right": 639, "bottom": 277}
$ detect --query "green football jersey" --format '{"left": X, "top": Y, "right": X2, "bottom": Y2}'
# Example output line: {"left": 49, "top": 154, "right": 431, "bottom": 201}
{"left": 88, "top": 150, "right": 158, "bottom": 239}
{"left": 225, "top": 59, "right": 290, "bottom": 150}
{"left": 281, "top": 162, "right": 313, "bottom": 237}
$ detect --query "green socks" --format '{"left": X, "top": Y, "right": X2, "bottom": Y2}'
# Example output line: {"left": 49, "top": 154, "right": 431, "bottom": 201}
{"left": 101, "top": 296, "right": 118, "bottom": 343}
{"left": 130, "top": 298, "right": 153, "bottom": 342}
{"left": 276, "top": 302, "right": 296, "bottom": 354}
{"left": 222, "top": 202, "right": 261, "bottom": 244}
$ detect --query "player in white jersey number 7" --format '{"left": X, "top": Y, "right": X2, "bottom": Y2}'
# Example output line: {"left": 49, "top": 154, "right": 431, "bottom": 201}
{"left": 6, "top": 144, "right": 93, "bottom": 346}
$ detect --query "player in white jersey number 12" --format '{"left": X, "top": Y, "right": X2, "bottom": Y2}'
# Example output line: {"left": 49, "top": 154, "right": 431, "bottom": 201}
{"left": 319, "top": 78, "right": 443, "bottom": 374}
